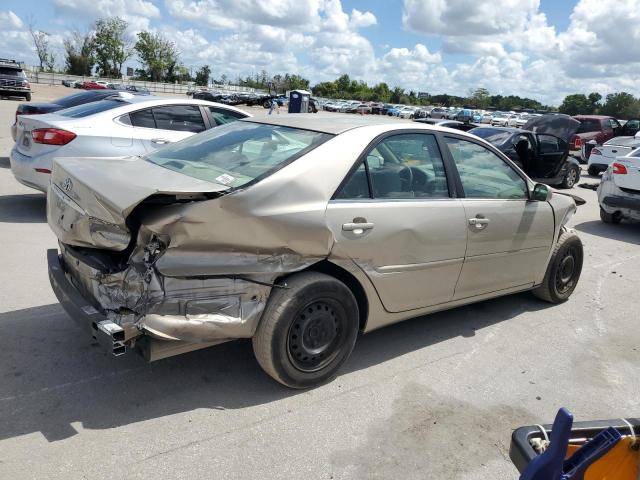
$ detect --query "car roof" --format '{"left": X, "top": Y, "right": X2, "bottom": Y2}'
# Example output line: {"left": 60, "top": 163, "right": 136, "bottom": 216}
{"left": 243, "top": 113, "right": 480, "bottom": 136}
{"left": 472, "top": 126, "right": 525, "bottom": 134}
{"left": 573, "top": 115, "right": 612, "bottom": 119}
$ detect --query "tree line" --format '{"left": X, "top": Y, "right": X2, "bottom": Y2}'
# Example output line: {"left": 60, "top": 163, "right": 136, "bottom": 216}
{"left": 559, "top": 92, "right": 640, "bottom": 119}
{"left": 312, "top": 77, "right": 551, "bottom": 110}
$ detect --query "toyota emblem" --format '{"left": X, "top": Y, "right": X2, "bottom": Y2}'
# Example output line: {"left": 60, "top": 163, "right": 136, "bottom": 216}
{"left": 61, "top": 177, "right": 73, "bottom": 192}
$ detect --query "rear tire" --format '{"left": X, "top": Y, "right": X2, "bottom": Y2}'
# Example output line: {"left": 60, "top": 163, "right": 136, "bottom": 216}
{"left": 587, "top": 166, "right": 599, "bottom": 176}
{"left": 252, "top": 272, "right": 359, "bottom": 389}
{"left": 532, "top": 231, "right": 583, "bottom": 303}
{"left": 600, "top": 207, "right": 622, "bottom": 224}
{"left": 561, "top": 166, "right": 579, "bottom": 188}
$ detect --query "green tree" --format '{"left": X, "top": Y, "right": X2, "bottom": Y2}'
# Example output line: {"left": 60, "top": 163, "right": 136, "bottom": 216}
{"left": 134, "top": 31, "right": 179, "bottom": 82}
{"left": 195, "top": 65, "right": 211, "bottom": 86}
{"left": 469, "top": 87, "right": 490, "bottom": 108}
{"left": 64, "top": 31, "right": 95, "bottom": 76}
{"left": 29, "top": 22, "right": 55, "bottom": 72}
{"left": 559, "top": 94, "right": 593, "bottom": 115}
{"left": 93, "top": 17, "right": 132, "bottom": 78}
{"left": 588, "top": 92, "right": 602, "bottom": 110}
{"left": 600, "top": 92, "right": 640, "bottom": 119}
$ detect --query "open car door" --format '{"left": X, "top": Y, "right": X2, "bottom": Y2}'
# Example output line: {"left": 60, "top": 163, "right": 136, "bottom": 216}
{"left": 621, "top": 118, "right": 640, "bottom": 137}
{"left": 534, "top": 134, "right": 568, "bottom": 178}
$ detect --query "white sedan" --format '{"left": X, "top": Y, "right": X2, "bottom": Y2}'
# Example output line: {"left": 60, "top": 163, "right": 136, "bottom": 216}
{"left": 10, "top": 96, "right": 249, "bottom": 192}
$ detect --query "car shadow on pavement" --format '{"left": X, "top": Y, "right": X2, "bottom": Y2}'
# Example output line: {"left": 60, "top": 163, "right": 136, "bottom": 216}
{"left": 0, "top": 293, "right": 552, "bottom": 443}
{"left": 0, "top": 156, "right": 9, "bottom": 169}
{"left": 574, "top": 220, "right": 640, "bottom": 245}
{"left": 0, "top": 194, "right": 46, "bottom": 223}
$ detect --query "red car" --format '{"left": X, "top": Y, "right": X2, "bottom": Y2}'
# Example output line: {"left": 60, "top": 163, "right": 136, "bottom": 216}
{"left": 82, "top": 81, "right": 108, "bottom": 90}
{"left": 570, "top": 115, "right": 640, "bottom": 151}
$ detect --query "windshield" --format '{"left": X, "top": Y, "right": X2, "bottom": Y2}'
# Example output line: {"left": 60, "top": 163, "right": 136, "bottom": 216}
{"left": 145, "top": 121, "right": 332, "bottom": 189}
{"left": 0, "top": 67, "right": 26, "bottom": 77}
{"left": 469, "top": 128, "right": 512, "bottom": 146}
{"left": 58, "top": 99, "right": 130, "bottom": 118}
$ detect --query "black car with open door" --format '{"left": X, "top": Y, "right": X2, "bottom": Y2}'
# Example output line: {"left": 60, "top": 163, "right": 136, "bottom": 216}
{"left": 469, "top": 114, "right": 582, "bottom": 189}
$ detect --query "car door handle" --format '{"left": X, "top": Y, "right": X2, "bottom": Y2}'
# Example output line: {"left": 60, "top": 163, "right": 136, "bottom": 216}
{"left": 151, "top": 138, "right": 171, "bottom": 144}
{"left": 342, "top": 222, "right": 374, "bottom": 234}
{"left": 468, "top": 217, "right": 490, "bottom": 229}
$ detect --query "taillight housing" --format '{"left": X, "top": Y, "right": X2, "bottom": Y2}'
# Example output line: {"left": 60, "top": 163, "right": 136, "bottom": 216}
{"left": 572, "top": 136, "right": 583, "bottom": 149}
{"left": 612, "top": 162, "right": 627, "bottom": 175}
{"left": 590, "top": 148, "right": 602, "bottom": 156}
{"left": 31, "top": 128, "right": 76, "bottom": 145}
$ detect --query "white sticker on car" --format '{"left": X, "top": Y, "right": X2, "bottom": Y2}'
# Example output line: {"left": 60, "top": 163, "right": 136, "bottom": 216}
{"left": 215, "top": 174, "right": 235, "bottom": 185}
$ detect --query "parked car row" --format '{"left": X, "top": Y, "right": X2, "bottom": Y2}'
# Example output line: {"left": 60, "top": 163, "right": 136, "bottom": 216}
{"left": 61, "top": 78, "right": 151, "bottom": 95}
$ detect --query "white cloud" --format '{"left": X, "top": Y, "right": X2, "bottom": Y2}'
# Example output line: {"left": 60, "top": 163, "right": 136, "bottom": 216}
{"left": 52, "top": 0, "right": 160, "bottom": 33}
{"left": 0, "top": 10, "right": 23, "bottom": 29}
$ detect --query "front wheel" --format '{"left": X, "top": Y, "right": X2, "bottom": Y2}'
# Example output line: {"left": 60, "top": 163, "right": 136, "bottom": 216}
{"left": 25, "top": 93, "right": 31, "bottom": 101}
{"left": 252, "top": 272, "right": 359, "bottom": 389}
{"left": 532, "top": 232, "right": 583, "bottom": 303}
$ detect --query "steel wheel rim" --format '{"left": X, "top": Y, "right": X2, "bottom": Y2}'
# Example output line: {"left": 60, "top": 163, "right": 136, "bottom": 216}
{"left": 555, "top": 248, "right": 577, "bottom": 294}
{"left": 287, "top": 299, "right": 346, "bottom": 373}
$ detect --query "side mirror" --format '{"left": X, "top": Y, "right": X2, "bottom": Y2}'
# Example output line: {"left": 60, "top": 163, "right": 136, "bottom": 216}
{"left": 531, "top": 183, "right": 552, "bottom": 202}
{"left": 367, "top": 155, "right": 383, "bottom": 169}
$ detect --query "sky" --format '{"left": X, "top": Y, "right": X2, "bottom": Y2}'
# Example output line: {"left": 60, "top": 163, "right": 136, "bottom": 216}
{"left": 1, "top": 0, "right": 639, "bottom": 105}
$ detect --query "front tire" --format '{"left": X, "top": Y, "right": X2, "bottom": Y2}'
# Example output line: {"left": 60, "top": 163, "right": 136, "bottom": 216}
{"left": 252, "top": 272, "right": 359, "bottom": 389}
{"left": 25, "top": 93, "right": 31, "bottom": 101}
{"left": 532, "top": 231, "right": 583, "bottom": 303}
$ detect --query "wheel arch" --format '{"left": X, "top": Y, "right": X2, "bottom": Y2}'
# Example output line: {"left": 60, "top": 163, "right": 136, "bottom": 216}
{"left": 280, "top": 260, "right": 370, "bottom": 332}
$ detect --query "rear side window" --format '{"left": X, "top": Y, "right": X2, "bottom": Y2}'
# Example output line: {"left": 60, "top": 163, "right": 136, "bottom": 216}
{"left": 336, "top": 133, "right": 449, "bottom": 200}
{"left": 209, "top": 107, "right": 247, "bottom": 126}
{"left": 152, "top": 105, "right": 206, "bottom": 132}
{"left": 58, "top": 99, "right": 129, "bottom": 118}
{"left": 576, "top": 119, "right": 601, "bottom": 133}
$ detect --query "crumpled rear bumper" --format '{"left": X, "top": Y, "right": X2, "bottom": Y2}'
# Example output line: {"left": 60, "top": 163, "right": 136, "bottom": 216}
{"left": 47, "top": 247, "right": 271, "bottom": 359}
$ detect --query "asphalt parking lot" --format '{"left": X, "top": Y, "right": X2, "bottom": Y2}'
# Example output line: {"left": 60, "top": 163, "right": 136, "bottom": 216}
{"left": 1, "top": 85, "right": 639, "bottom": 480}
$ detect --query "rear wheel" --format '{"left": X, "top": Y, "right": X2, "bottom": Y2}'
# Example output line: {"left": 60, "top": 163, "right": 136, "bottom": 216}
{"left": 561, "top": 166, "right": 579, "bottom": 188}
{"left": 532, "top": 232, "right": 583, "bottom": 303}
{"left": 252, "top": 272, "right": 359, "bottom": 389}
{"left": 587, "top": 166, "right": 599, "bottom": 176}
{"left": 600, "top": 207, "right": 622, "bottom": 224}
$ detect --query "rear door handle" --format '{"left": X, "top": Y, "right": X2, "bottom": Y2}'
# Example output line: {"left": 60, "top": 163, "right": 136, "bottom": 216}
{"left": 151, "top": 138, "right": 171, "bottom": 144}
{"left": 342, "top": 222, "right": 374, "bottom": 234}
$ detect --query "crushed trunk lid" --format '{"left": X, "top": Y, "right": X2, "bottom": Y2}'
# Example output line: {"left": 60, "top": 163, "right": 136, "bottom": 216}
{"left": 48, "top": 156, "right": 229, "bottom": 250}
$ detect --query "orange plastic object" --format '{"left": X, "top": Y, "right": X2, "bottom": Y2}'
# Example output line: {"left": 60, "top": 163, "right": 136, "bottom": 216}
{"left": 566, "top": 437, "right": 639, "bottom": 480}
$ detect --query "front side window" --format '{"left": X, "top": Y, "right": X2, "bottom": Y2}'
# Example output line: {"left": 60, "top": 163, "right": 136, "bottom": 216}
{"left": 444, "top": 137, "right": 528, "bottom": 199}
{"left": 145, "top": 121, "right": 331, "bottom": 189}
{"left": 335, "top": 133, "right": 449, "bottom": 200}
{"left": 152, "top": 105, "right": 206, "bottom": 132}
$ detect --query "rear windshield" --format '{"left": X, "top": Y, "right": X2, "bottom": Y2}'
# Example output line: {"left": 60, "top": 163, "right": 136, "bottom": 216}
{"left": 58, "top": 99, "right": 129, "bottom": 118}
{"left": 145, "top": 121, "right": 332, "bottom": 189}
{"left": 469, "top": 127, "right": 512, "bottom": 146}
{"left": 0, "top": 67, "right": 25, "bottom": 77}
{"left": 576, "top": 119, "right": 601, "bottom": 133}
{"left": 53, "top": 91, "right": 110, "bottom": 108}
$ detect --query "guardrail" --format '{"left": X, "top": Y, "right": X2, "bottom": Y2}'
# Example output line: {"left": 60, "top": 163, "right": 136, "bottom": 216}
{"left": 24, "top": 69, "right": 259, "bottom": 95}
